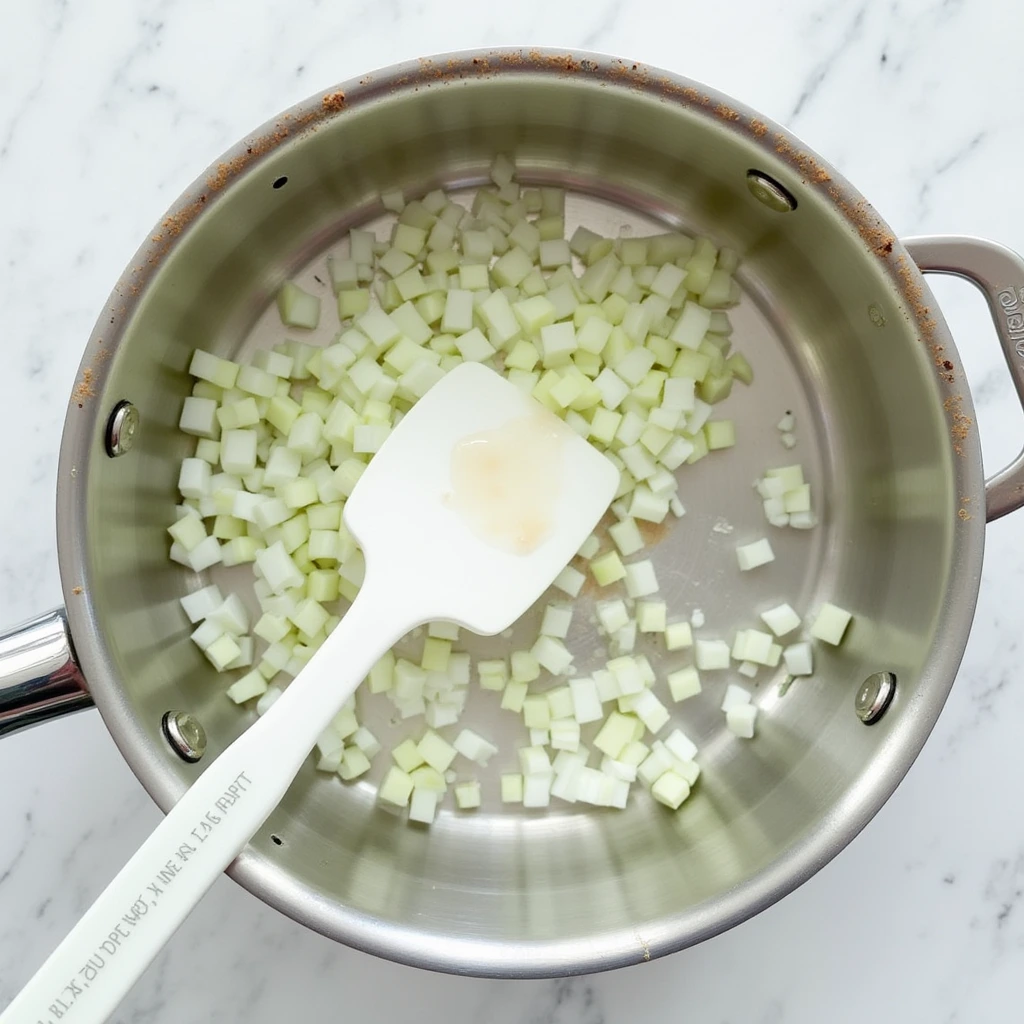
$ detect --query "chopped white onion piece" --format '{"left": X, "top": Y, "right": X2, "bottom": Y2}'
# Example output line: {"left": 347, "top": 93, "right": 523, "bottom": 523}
{"left": 454, "top": 781, "right": 481, "bottom": 810}
{"left": 695, "top": 640, "right": 730, "bottom": 671}
{"left": 453, "top": 728, "right": 498, "bottom": 766}
{"left": 810, "top": 602, "right": 852, "bottom": 645}
{"left": 179, "top": 584, "right": 224, "bottom": 624}
{"left": 667, "top": 666, "right": 701, "bottom": 702}
{"left": 783, "top": 641, "right": 814, "bottom": 676}
{"left": 721, "top": 683, "right": 752, "bottom": 712}
{"left": 726, "top": 703, "right": 757, "bottom": 739}
{"left": 624, "top": 559, "right": 659, "bottom": 598}
{"left": 760, "top": 603, "right": 801, "bottom": 637}
{"left": 651, "top": 771, "right": 691, "bottom": 809}
{"left": 736, "top": 538, "right": 775, "bottom": 571}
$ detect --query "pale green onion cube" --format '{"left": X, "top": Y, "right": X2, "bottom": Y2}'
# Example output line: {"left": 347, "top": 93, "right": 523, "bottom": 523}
{"left": 539, "top": 321, "right": 577, "bottom": 367}
{"left": 179, "top": 584, "right": 224, "bottom": 624}
{"left": 455, "top": 781, "right": 481, "bottom": 810}
{"left": 479, "top": 290, "right": 521, "bottom": 344}
{"left": 522, "top": 695, "right": 552, "bottom": 730}
{"left": 552, "top": 564, "right": 585, "bottom": 597}
{"left": 736, "top": 538, "right": 775, "bottom": 571}
{"left": 636, "top": 600, "right": 667, "bottom": 633}
{"left": 473, "top": 656, "right": 505, "bottom": 690}
{"left": 593, "top": 712, "right": 639, "bottom": 759}
{"left": 590, "top": 550, "right": 626, "bottom": 586}
{"left": 589, "top": 407, "right": 622, "bottom": 444}
{"left": 455, "top": 328, "right": 496, "bottom": 362}
{"left": 501, "top": 773, "right": 524, "bottom": 803}
{"left": 180, "top": 396, "right": 220, "bottom": 438}
{"left": 277, "top": 282, "right": 320, "bottom": 329}
{"left": 695, "top": 640, "right": 731, "bottom": 671}
{"left": 219, "top": 429, "right": 258, "bottom": 476}
{"left": 205, "top": 634, "right": 242, "bottom": 672}
{"left": 408, "top": 787, "right": 439, "bottom": 824}
{"left": 339, "top": 746, "right": 372, "bottom": 780}
{"left": 513, "top": 295, "right": 557, "bottom": 336}
{"left": 417, "top": 730, "right": 457, "bottom": 773}
{"left": 540, "top": 602, "right": 573, "bottom": 639}
{"left": 255, "top": 541, "right": 304, "bottom": 595}
{"left": 522, "top": 774, "right": 552, "bottom": 808}
{"left": 744, "top": 629, "right": 776, "bottom": 665}
{"left": 705, "top": 420, "right": 736, "bottom": 450}
{"left": 667, "top": 666, "right": 701, "bottom": 702}
{"left": 506, "top": 650, "right": 538, "bottom": 684}
{"left": 632, "top": 689, "right": 670, "bottom": 734}
{"left": 580, "top": 253, "right": 620, "bottom": 303}
{"left": 190, "top": 349, "right": 239, "bottom": 389}
{"left": 726, "top": 704, "right": 757, "bottom": 739}
{"left": 226, "top": 670, "right": 267, "bottom": 704}
{"left": 783, "top": 641, "right": 814, "bottom": 676}
{"left": 550, "top": 719, "right": 581, "bottom": 752}
{"left": 569, "top": 678, "right": 603, "bottom": 723}
{"left": 624, "top": 560, "right": 659, "bottom": 598}
{"left": 596, "top": 599, "right": 629, "bottom": 635}
{"left": 651, "top": 771, "right": 691, "bottom": 809}
{"left": 392, "top": 738, "right": 425, "bottom": 772}
{"left": 810, "top": 603, "right": 852, "bottom": 645}
{"left": 669, "top": 301, "right": 712, "bottom": 350}
{"left": 504, "top": 340, "right": 539, "bottom": 371}
{"left": 538, "top": 237, "right": 571, "bottom": 268}
{"left": 501, "top": 680, "right": 529, "bottom": 713}
{"left": 760, "top": 603, "right": 801, "bottom": 637}
{"left": 607, "top": 656, "right": 644, "bottom": 695}
{"left": 453, "top": 728, "right": 498, "bottom": 766}
{"left": 628, "top": 486, "right": 670, "bottom": 524}
{"left": 168, "top": 514, "right": 207, "bottom": 552}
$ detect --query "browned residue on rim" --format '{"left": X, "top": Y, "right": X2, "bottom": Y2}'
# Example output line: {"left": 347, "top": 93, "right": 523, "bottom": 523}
{"left": 825, "top": 186, "right": 895, "bottom": 258}
{"left": 958, "top": 508, "right": 972, "bottom": 521}
{"left": 72, "top": 367, "right": 96, "bottom": 405}
{"left": 774, "top": 135, "right": 832, "bottom": 184}
{"left": 944, "top": 395, "right": 973, "bottom": 457}
{"left": 72, "top": 586, "right": 83, "bottom": 595}
{"left": 147, "top": 88, "right": 350, "bottom": 254}
{"left": 716, "top": 104, "right": 740, "bottom": 121}
{"left": 751, "top": 119, "right": 768, "bottom": 137}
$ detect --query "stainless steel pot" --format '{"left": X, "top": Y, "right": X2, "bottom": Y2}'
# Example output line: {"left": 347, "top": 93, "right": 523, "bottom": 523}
{"left": 2, "top": 48, "right": 1023, "bottom": 978}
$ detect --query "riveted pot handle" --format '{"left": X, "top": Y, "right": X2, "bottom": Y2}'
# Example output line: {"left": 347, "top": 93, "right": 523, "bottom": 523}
{"left": 0, "top": 607, "right": 93, "bottom": 737}
{"left": 903, "top": 235, "right": 1024, "bottom": 522}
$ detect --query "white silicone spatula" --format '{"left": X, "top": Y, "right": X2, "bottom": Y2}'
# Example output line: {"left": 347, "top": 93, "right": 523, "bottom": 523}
{"left": 2, "top": 362, "right": 617, "bottom": 1024}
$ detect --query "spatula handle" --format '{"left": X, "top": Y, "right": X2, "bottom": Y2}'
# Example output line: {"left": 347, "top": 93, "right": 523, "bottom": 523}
{"left": 0, "top": 578, "right": 409, "bottom": 1024}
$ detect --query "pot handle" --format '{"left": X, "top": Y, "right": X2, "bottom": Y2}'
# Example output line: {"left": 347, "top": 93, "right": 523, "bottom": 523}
{"left": 903, "top": 235, "right": 1024, "bottom": 522}
{"left": 0, "top": 607, "right": 92, "bottom": 737}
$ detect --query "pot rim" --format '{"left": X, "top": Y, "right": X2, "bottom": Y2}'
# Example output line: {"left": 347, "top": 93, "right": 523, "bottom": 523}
{"left": 55, "top": 46, "right": 985, "bottom": 976}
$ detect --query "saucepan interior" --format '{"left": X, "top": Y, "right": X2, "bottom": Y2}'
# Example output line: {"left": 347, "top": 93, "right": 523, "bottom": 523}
{"left": 60, "top": 56, "right": 980, "bottom": 975}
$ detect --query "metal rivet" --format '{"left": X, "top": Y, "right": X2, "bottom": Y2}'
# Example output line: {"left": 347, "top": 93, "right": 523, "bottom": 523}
{"left": 855, "top": 672, "right": 896, "bottom": 724}
{"left": 162, "top": 711, "right": 207, "bottom": 762}
{"left": 746, "top": 170, "right": 797, "bottom": 213}
{"left": 105, "top": 401, "right": 139, "bottom": 457}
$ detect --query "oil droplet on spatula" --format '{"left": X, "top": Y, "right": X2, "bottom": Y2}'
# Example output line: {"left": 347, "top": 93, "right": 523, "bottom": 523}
{"left": 446, "top": 412, "right": 567, "bottom": 555}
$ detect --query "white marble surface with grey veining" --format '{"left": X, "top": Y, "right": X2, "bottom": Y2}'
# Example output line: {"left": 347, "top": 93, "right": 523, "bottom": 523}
{"left": 2, "top": 1, "right": 1024, "bottom": 1021}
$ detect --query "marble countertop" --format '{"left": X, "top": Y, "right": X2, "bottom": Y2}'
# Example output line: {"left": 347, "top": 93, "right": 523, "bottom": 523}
{"left": 2, "top": 1, "right": 1024, "bottom": 1021}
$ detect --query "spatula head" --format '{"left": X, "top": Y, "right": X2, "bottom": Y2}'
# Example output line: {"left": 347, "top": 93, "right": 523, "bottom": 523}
{"left": 344, "top": 363, "right": 618, "bottom": 635}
